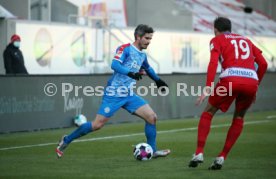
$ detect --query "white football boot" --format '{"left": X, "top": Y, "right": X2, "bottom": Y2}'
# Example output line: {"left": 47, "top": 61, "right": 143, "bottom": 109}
{"left": 188, "top": 153, "right": 204, "bottom": 168}
{"left": 55, "top": 135, "right": 68, "bottom": 158}
{"left": 152, "top": 149, "right": 171, "bottom": 158}
{"left": 208, "top": 156, "right": 224, "bottom": 170}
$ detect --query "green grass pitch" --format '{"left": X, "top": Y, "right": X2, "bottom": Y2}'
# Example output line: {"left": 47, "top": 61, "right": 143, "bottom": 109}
{"left": 0, "top": 110, "right": 276, "bottom": 178}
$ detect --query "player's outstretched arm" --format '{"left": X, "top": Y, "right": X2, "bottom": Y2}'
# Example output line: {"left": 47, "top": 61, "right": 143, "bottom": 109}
{"left": 111, "top": 60, "right": 142, "bottom": 80}
{"left": 196, "top": 47, "right": 219, "bottom": 106}
{"left": 142, "top": 59, "right": 168, "bottom": 91}
{"left": 206, "top": 50, "right": 219, "bottom": 87}
{"left": 155, "top": 78, "right": 168, "bottom": 92}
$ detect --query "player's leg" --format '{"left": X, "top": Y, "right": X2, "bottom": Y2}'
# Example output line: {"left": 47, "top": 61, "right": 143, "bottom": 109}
{"left": 135, "top": 104, "right": 157, "bottom": 151}
{"left": 208, "top": 109, "right": 246, "bottom": 170}
{"left": 56, "top": 95, "right": 123, "bottom": 158}
{"left": 196, "top": 103, "right": 219, "bottom": 154}
{"left": 188, "top": 103, "right": 218, "bottom": 167}
{"left": 56, "top": 114, "right": 110, "bottom": 158}
{"left": 219, "top": 109, "right": 247, "bottom": 158}
{"left": 123, "top": 94, "right": 170, "bottom": 158}
{"left": 209, "top": 84, "right": 257, "bottom": 170}
{"left": 190, "top": 81, "right": 235, "bottom": 168}
{"left": 64, "top": 114, "right": 110, "bottom": 144}
{"left": 134, "top": 104, "right": 171, "bottom": 158}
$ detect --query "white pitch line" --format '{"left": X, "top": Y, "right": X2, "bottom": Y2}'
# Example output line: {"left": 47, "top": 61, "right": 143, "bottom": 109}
{"left": 0, "top": 119, "right": 273, "bottom": 151}
{"left": 266, "top": 115, "right": 276, "bottom": 119}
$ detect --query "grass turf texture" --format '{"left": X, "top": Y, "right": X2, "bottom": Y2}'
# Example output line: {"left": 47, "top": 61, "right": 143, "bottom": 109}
{"left": 0, "top": 110, "right": 276, "bottom": 178}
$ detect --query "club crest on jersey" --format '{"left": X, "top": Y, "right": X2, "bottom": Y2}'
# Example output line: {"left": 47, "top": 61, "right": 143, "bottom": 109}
{"left": 104, "top": 107, "right": 110, "bottom": 114}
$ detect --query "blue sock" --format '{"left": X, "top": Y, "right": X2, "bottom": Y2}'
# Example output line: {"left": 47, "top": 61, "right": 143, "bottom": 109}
{"left": 64, "top": 121, "right": 93, "bottom": 144}
{"left": 145, "top": 122, "right": 157, "bottom": 152}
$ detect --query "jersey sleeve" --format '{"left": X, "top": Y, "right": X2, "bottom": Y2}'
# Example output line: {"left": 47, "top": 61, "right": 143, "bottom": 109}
{"left": 141, "top": 56, "right": 150, "bottom": 69}
{"left": 111, "top": 60, "right": 130, "bottom": 75}
{"left": 113, "top": 43, "right": 130, "bottom": 63}
{"left": 206, "top": 38, "right": 220, "bottom": 87}
{"left": 251, "top": 43, "right": 268, "bottom": 84}
{"left": 141, "top": 56, "right": 160, "bottom": 81}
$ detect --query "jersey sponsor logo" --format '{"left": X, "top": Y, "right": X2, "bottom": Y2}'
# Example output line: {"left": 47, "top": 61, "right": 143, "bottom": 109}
{"left": 219, "top": 67, "right": 258, "bottom": 80}
{"left": 130, "top": 61, "right": 140, "bottom": 70}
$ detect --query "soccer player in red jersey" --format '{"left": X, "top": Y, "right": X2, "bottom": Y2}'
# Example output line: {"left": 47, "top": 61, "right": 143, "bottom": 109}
{"left": 188, "top": 17, "right": 268, "bottom": 170}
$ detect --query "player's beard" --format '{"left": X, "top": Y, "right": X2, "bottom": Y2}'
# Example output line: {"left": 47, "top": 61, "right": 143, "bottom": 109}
{"left": 137, "top": 40, "right": 149, "bottom": 50}
{"left": 141, "top": 43, "right": 149, "bottom": 50}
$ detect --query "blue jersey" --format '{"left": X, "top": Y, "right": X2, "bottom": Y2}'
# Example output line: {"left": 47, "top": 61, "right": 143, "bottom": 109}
{"left": 105, "top": 43, "right": 150, "bottom": 96}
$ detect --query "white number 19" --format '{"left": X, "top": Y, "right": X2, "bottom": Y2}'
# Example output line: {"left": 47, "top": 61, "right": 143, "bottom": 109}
{"left": 230, "top": 39, "right": 250, "bottom": 60}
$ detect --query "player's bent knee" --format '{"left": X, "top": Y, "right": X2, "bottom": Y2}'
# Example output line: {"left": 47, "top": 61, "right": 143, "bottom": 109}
{"left": 92, "top": 120, "right": 105, "bottom": 131}
{"left": 147, "top": 113, "right": 157, "bottom": 125}
{"left": 204, "top": 103, "right": 218, "bottom": 115}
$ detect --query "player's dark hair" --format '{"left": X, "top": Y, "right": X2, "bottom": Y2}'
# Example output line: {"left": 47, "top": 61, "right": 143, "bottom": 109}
{"left": 134, "top": 24, "right": 154, "bottom": 40}
{"left": 214, "top": 17, "right": 232, "bottom": 32}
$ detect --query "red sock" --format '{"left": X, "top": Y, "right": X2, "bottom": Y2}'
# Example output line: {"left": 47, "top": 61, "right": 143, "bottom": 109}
{"left": 219, "top": 118, "right": 244, "bottom": 159}
{"left": 195, "top": 112, "right": 213, "bottom": 155}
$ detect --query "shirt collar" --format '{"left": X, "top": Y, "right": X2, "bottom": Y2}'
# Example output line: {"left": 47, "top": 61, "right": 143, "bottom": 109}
{"left": 131, "top": 44, "right": 145, "bottom": 53}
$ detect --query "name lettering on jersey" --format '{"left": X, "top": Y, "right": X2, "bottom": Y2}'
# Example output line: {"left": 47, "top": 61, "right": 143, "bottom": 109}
{"left": 224, "top": 35, "right": 247, "bottom": 39}
{"left": 210, "top": 43, "right": 214, "bottom": 51}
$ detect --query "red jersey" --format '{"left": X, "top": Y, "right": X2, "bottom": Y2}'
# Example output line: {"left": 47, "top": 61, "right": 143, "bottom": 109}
{"left": 206, "top": 33, "right": 267, "bottom": 87}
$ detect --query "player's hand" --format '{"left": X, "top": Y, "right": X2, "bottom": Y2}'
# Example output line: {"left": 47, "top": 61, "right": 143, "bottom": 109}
{"left": 196, "top": 94, "right": 207, "bottom": 106}
{"left": 139, "top": 69, "right": 146, "bottom": 75}
{"left": 196, "top": 87, "right": 211, "bottom": 106}
{"left": 155, "top": 79, "right": 168, "bottom": 92}
{"left": 127, "top": 72, "right": 142, "bottom": 81}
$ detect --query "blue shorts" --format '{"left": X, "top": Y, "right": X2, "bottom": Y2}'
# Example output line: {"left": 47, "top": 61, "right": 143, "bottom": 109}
{"left": 97, "top": 94, "right": 148, "bottom": 118}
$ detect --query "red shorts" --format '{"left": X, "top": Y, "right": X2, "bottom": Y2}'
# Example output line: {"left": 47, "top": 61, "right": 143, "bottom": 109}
{"left": 208, "top": 81, "right": 258, "bottom": 112}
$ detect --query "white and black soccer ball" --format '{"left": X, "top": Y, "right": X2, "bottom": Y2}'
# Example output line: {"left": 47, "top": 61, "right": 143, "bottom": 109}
{"left": 74, "top": 114, "right": 87, "bottom": 127}
{"left": 133, "top": 143, "right": 153, "bottom": 161}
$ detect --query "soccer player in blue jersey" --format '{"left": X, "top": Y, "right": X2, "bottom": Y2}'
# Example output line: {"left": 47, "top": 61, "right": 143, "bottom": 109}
{"left": 56, "top": 24, "right": 171, "bottom": 158}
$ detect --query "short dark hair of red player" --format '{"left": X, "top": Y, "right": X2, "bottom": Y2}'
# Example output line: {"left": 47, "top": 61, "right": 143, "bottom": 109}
{"left": 214, "top": 17, "right": 232, "bottom": 32}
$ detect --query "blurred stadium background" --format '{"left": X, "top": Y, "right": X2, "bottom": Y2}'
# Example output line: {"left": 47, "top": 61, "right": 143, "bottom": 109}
{"left": 0, "top": 0, "right": 276, "bottom": 178}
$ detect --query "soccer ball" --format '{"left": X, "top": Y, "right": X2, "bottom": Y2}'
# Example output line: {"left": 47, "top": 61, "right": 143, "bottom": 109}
{"left": 133, "top": 143, "right": 153, "bottom": 161}
{"left": 74, "top": 114, "right": 87, "bottom": 127}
